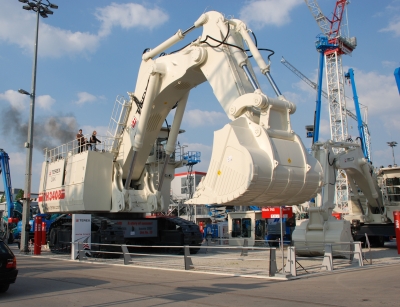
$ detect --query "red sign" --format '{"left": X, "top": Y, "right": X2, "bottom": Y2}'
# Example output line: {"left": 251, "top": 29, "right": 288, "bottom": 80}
{"left": 262, "top": 207, "right": 293, "bottom": 219}
{"left": 38, "top": 189, "right": 65, "bottom": 202}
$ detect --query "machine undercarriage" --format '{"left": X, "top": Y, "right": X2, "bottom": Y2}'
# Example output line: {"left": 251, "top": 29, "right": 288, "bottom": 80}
{"left": 48, "top": 214, "right": 202, "bottom": 256}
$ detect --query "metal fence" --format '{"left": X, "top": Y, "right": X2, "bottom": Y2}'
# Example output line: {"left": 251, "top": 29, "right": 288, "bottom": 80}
{"left": 71, "top": 240, "right": 369, "bottom": 279}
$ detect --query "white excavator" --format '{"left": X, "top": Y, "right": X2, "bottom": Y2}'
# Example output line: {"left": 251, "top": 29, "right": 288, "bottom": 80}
{"left": 38, "top": 11, "right": 350, "bottom": 254}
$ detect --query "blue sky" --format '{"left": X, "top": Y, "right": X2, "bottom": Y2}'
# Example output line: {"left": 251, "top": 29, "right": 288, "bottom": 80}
{"left": 1, "top": 0, "right": 399, "bottom": 193}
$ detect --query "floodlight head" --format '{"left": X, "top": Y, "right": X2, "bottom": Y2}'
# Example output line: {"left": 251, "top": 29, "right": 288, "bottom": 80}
{"left": 18, "top": 89, "right": 31, "bottom": 96}
{"left": 40, "top": 12, "right": 48, "bottom": 18}
{"left": 22, "top": 5, "right": 32, "bottom": 10}
{"left": 44, "top": 8, "right": 53, "bottom": 14}
{"left": 18, "top": 0, "right": 29, "bottom": 3}
{"left": 49, "top": 4, "right": 58, "bottom": 9}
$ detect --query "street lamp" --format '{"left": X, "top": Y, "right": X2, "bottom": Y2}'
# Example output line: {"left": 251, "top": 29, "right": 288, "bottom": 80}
{"left": 387, "top": 141, "right": 398, "bottom": 166}
{"left": 17, "top": 0, "right": 58, "bottom": 253}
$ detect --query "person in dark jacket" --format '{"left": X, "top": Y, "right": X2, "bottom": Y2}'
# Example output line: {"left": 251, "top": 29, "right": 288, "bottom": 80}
{"left": 89, "top": 131, "right": 101, "bottom": 151}
{"left": 76, "top": 129, "right": 84, "bottom": 153}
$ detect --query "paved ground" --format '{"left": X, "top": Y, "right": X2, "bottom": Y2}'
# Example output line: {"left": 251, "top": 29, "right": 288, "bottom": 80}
{"left": 1, "top": 243, "right": 400, "bottom": 307}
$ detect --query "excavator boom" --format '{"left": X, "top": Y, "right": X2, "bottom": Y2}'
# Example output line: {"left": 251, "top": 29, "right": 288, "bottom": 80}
{"left": 38, "top": 11, "right": 322, "bottom": 217}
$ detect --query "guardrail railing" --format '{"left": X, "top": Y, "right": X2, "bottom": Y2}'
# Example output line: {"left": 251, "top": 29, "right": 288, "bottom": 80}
{"left": 68, "top": 240, "right": 368, "bottom": 279}
{"left": 45, "top": 134, "right": 117, "bottom": 162}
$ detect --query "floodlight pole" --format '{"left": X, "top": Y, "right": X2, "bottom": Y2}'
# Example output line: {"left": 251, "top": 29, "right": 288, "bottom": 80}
{"left": 388, "top": 141, "right": 397, "bottom": 166}
{"left": 20, "top": 1, "right": 41, "bottom": 253}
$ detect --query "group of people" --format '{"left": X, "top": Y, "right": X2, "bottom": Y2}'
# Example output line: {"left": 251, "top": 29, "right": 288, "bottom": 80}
{"left": 76, "top": 129, "right": 101, "bottom": 153}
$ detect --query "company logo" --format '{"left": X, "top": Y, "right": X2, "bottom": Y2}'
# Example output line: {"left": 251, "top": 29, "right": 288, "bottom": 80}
{"left": 48, "top": 168, "right": 61, "bottom": 176}
{"left": 131, "top": 117, "right": 137, "bottom": 129}
{"left": 38, "top": 189, "right": 65, "bottom": 202}
{"left": 76, "top": 219, "right": 91, "bottom": 222}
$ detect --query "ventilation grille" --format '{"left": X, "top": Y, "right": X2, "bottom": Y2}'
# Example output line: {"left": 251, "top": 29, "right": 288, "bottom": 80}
{"left": 147, "top": 114, "right": 162, "bottom": 132}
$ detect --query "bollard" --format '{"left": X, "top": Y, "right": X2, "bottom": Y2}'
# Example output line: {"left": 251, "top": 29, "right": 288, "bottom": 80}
{"left": 41, "top": 222, "right": 47, "bottom": 246}
{"left": 285, "top": 246, "right": 297, "bottom": 276}
{"left": 353, "top": 242, "right": 363, "bottom": 266}
{"left": 322, "top": 244, "right": 333, "bottom": 271}
{"left": 394, "top": 211, "right": 400, "bottom": 254}
{"left": 184, "top": 246, "right": 194, "bottom": 270}
{"left": 269, "top": 248, "right": 277, "bottom": 277}
{"left": 78, "top": 242, "right": 84, "bottom": 261}
{"left": 241, "top": 239, "right": 248, "bottom": 256}
{"left": 121, "top": 245, "right": 132, "bottom": 265}
{"left": 34, "top": 215, "right": 42, "bottom": 255}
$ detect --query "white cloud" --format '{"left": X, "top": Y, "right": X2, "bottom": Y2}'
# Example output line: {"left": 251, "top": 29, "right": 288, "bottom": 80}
{"left": 74, "top": 92, "right": 97, "bottom": 105}
{"left": 0, "top": 2, "right": 99, "bottom": 58}
{"left": 0, "top": 90, "right": 28, "bottom": 110}
{"left": 183, "top": 109, "right": 228, "bottom": 127}
{"left": 239, "top": 0, "right": 303, "bottom": 29}
{"left": 383, "top": 114, "right": 400, "bottom": 132}
{"left": 36, "top": 95, "right": 55, "bottom": 110}
{"left": 382, "top": 60, "right": 399, "bottom": 68}
{"left": 380, "top": 16, "right": 400, "bottom": 36}
{"left": 95, "top": 3, "right": 169, "bottom": 37}
{"left": 347, "top": 69, "right": 398, "bottom": 114}
{"left": 0, "top": 89, "right": 56, "bottom": 110}
{"left": 0, "top": 2, "right": 169, "bottom": 58}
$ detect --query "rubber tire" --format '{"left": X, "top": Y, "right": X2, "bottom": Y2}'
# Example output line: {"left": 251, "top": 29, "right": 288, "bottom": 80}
{"left": 377, "top": 236, "right": 385, "bottom": 248}
{"left": 0, "top": 284, "right": 10, "bottom": 293}
{"left": 7, "top": 233, "right": 14, "bottom": 244}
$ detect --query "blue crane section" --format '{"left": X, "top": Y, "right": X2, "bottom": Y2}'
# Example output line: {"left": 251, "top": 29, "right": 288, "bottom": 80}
{"left": 344, "top": 68, "right": 370, "bottom": 162}
{"left": 0, "top": 149, "right": 14, "bottom": 218}
{"left": 395, "top": 67, "right": 400, "bottom": 95}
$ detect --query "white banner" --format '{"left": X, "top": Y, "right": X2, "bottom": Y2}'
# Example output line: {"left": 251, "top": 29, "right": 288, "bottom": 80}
{"left": 71, "top": 214, "right": 91, "bottom": 260}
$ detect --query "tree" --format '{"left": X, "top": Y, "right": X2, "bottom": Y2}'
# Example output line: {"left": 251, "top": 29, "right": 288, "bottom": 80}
{"left": 15, "top": 189, "right": 24, "bottom": 200}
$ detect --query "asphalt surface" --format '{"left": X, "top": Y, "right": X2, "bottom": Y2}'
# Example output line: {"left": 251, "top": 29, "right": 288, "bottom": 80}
{"left": 0, "top": 251, "right": 399, "bottom": 307}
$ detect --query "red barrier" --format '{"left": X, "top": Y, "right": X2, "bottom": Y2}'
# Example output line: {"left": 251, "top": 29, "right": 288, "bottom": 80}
{"left": 332, "top": 212, "right": 342, "bottom": 220}
{"left": 41, "top": 222, "right": 47, "bottom": 246}
{"left": 34, "top": 216, "right": 42, "bottom": 255}
{"left": 394, "top": 211, "right": 400, "bottom": 254}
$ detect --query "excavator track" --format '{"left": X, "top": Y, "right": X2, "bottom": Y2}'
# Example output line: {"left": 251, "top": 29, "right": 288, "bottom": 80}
{"left": 48, "top": 214, "right": 124, "bottom": 257}
{"left": 156, "top": 216, "right": 203, "bottom": 254}
{"left": 48, "top": 214, "right": 202, "bottom": 256}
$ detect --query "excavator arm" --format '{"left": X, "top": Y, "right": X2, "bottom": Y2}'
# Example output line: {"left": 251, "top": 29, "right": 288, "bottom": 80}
{"left": 38, "top": 11, "right": 322, "bottom": 217}
{"left": 293, "top": 140, "right": 383, "bottom": 255}
{"left": 114, "top": 11, "right": 322, "bottom": 212}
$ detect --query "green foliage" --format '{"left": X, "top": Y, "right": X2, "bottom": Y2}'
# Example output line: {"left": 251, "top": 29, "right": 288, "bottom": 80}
{"left": 15, "top": 189, "right": 24, "bottom": 200}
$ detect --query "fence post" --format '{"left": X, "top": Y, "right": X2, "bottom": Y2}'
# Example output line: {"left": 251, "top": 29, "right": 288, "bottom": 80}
{"left": 322, "top": 243, "right": 333, "bottom": 271}
{"left": 269, "top": 248, "right": 277, "bottom": 277}
{"left": 78, "top": 242, "right": 83, "bottom": 261}
{"left": 121, "top": 244, "right": 131, "bottom": 265}
{"left": 365, "top": 234, "right": 372, "bottom": 265}
{"left": 285, "top": 246, "right": 297, "bottom": 276}
{"left": 353, "top": 242, "right": 363, "bottom": 267}
{"left": 241, "top": 239, "right": 248, "bottom": 256}
{"left": 184, "top": 245, "right": 194, "bottom": 270}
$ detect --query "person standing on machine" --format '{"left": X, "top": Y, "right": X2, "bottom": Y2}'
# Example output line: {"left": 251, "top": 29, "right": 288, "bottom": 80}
{"left": 89, "top": 131, "right": 101, "bottom": 151}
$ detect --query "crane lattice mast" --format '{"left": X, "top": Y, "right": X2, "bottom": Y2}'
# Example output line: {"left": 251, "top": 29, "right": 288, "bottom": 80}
{"left": 280, "top": 57, "right": 371, "bottom": 161}
{"left": 304, "top": 0, "right": 357, "bottom": 213}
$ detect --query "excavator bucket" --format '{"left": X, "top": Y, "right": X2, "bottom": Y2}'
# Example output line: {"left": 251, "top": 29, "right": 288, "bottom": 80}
{"left": 186, "top": 117, "right": 322, "bottom": 206}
